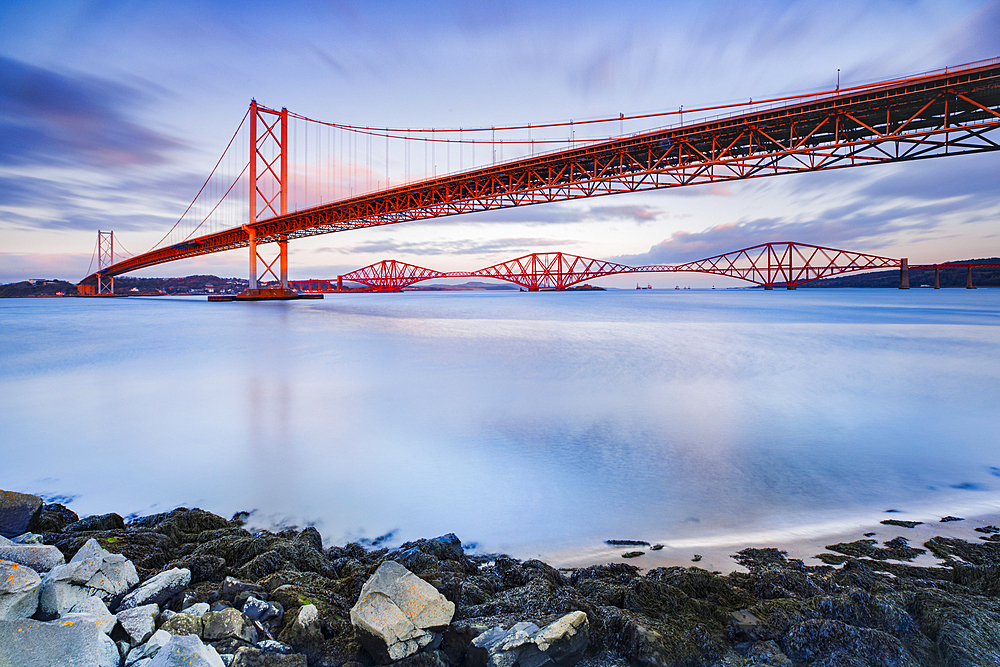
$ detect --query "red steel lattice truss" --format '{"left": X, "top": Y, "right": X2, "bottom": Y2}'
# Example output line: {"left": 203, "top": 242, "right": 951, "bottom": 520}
{"left": 335, "top": 243, "right": 902, "bottom": 291}
{"left": 81, "top": 59, "right": 1000, "bottom": 286}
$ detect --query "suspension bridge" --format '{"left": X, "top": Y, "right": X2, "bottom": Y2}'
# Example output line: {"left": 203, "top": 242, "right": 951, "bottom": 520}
{"left": 78, "top": 58, "right": 1000, "bottom": 296}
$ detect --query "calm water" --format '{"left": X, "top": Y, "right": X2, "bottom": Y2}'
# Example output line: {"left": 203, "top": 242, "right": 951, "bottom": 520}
{"left": 2, "top": 289, "right": 998, "bottom": 560}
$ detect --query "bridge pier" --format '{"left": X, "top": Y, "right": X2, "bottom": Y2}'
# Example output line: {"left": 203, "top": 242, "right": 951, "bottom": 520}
{"left": 764, "top": 285, "right": 773, "bottom": 290}
{"left": 899, "top": 258, "right": 910, "bottom": 289}
{"left": 246, "top": 226, "right": 258, "bottom": 290}
{"left": 786, "top": 284, "right": 796, "bottom": 290}
{"left": 279, "top": 235, "right": 288, "bottom": 289}
{"left": 967, "top": 266, "right": 976, "bottom": 289}
{"left": 935, "top": 266, "right": 940, "bottom": 289}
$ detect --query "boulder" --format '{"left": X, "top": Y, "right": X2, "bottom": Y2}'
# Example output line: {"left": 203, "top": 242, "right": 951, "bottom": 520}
{"left": 0, "top": 490, "right": 43, "bottom": 539}
{"left": 161, "top": 612, "right": 204, "bottom": 637}
{"left": 182, "top": 602, "right": 211, "bottom": 617}
{"left": 242, "top": 596, "right": 282, "bottom": 631}
{"left": 0, "top": 543, "right": 66, "bottom": 572}
{"left": 27, "top": 503, "right": 79, "bottom": 533}
{"left": 125, "top": 629, "right": 172, "bottom": 666}
{"left": 0, "top": 559, "right": 40, "bottom": 620}
{"left": 221, "top": 577, "right": 264, "bottom": 602}
{"left": 69, "top": 596, "right": 116, "bottom": 634}
{"left": 146, "top": 632, "right": 226, "bottom": 667}
{"left": 469, "top": 612, "right": 589, "bottom": 667}
{"left": 350, "top": 560, "right": 456, "bottom": 663}
{"left": 231, "top": 646, "right": 307, "bottom": 666}
{"left": 11, "top": 532, "right": 44, "bottom": 544}
{"left": 65, "top": 512, "right": 126, "bottom": 533}
{"left": 202, "top": 607, "right": 258, "bottom": 644}
{"left": 278, "top": 604, "right": 322, "bottom": 652}
{"left": 118, "top": 567, "right": 191, "bottom": 611}
{"left": 37, "top": 538, "right": 139, "bottom": 618}
{"left": 116, "top": 603, "right": 160, "bottom": 646}
{"left": 0, "top": 615, "right": 119, "bottom": 667}
{"left": 255, "top": 639, "right": 293, "bottom": 654}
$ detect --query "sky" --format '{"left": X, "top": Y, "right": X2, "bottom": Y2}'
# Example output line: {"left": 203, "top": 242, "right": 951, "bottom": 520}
{"left": 1, "top": 0, "right": 998, "bottom": 287}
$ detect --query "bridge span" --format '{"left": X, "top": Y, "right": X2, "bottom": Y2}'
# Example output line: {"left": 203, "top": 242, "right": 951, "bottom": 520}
{"left": 78, "top": 59, "right": 1000, "bottom": 295}
{"left": 286, "top": 244, "right": 1000, "bottom": 292}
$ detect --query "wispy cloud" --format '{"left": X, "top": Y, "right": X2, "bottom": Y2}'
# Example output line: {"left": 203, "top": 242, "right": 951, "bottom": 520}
{"left": 0, "top": 56, "right": 181, "bottom": 168}
{"left": 434, "top": 202, "right": 667, "bottom": 226}
{"left": 617, "top": 187, "right": 1000, "bottom": 265}
{"left": 314, "top": 236, "right": 581, "bottom": 257}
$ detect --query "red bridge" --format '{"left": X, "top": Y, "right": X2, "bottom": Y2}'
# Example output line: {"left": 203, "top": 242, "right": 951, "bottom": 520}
{"left": 76, "top": 59, "right": 1000, "bottom": 295}
{"left": 290, "top": 244, "right": 998, "bottom": 292}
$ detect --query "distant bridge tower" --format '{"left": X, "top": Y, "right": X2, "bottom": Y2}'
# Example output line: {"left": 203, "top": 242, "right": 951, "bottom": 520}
{"left": 244, "top": 101, "right": 288, "bottom": 290}
{"left": 96, "top": 230, "right": 115, "bottom": 295}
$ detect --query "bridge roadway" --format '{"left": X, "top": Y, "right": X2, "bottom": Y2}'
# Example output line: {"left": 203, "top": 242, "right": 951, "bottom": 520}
{"left": 80, "top": 59, "right": 1000, "bottom": 288}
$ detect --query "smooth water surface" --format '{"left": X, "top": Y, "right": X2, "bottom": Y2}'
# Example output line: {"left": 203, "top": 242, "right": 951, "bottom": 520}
{"left": 2, "top": 289, "right": 998, "bottom": 558}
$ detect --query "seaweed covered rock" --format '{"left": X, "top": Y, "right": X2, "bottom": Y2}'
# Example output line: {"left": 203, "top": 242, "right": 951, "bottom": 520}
{"left": 27, "top": 503, "right": 78, "bottom": 534}
{"left": 65, "top": 513, "right": 126, "bottom": 533}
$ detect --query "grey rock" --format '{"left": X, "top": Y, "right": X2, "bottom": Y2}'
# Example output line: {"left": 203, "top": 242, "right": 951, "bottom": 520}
{"left": 37, "top": 538, "right": 139, "bottom": 618}
{"left": 125, "top": 629, "right": 172, "bottom": 666}
{"left": 146, "top": 632, "right": 226, "bottom": 667}
{"left": 0, "top": 543, "right": 65, "bottom": 573}
{"left": 182, "top": 602, "right": 211, "bottom": 617}
{"left": 221, "top": 656, "right": 235, "bottom": 667}
{"left": 350, "top": 560, "right": 456, "bottom": 662}
{"left": 160, "top": 612, "right": 203, "bottom": 637}
{"left": 119, "top": 567, "right": 191, "bottom": 611}
{"left": 0, "top": 490, "right": 42, "bottom": 538}
{"left": 69, "top": 596, "right": 116, "bottom": 634}
{"left": 36, "top": 576, "right": 92, "bottom": 620}
{"left": 231, "top": 646, "right": 307, "bottom": 666}
{"left": 11, "top": 532, "right": 44, "bottom": 544}
{"left": 0, "top": 615, "right": 119, "bottom": 667}
{"left": 117, "top": 603, "right": 160, "bottom": 646}
{"left": 242, "top": 596, "right": 282, "bottom": 630}
{"left": 159, "top": 609, "right": 177, "bottom": 623}
{"left": 202, "top": 607, "right": 258, "bottom": 644}
{"left": 530, "top": 611, "right": 589, "bottom": 667}
{"left": 255, "top": 639, "right": 292, "bottom": 654}
{"left": 0, "top": 559, "right": 40, "bottom": 621}
{"left": 471, "top": 612, "right": 589, "bottom": 667}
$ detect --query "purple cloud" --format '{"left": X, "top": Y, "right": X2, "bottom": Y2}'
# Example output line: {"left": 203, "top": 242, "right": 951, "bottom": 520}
{"left": 0, "top": 56, "right": 181, "bottom": 167}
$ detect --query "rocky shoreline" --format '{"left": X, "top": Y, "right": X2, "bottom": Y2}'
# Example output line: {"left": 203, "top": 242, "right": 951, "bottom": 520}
{"left": 2, "top": 490, "right": 999, "bottom": 666}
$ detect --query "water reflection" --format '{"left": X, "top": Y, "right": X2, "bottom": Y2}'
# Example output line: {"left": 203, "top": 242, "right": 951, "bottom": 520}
{"left": 0, "top": 290, "right": 998, "bottom": 559}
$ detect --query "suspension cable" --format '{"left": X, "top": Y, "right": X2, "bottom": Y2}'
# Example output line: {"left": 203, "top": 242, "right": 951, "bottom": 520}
{"left": 149, "top": 107, "right": 251, "bottom": 252}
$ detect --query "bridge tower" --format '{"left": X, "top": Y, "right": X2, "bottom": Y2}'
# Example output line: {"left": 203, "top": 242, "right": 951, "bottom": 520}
{"left": 96, "top": 230, "right": 115, "bottom": 295}
{"left": 244, "top": 101, "right": 289, "bottom": 292}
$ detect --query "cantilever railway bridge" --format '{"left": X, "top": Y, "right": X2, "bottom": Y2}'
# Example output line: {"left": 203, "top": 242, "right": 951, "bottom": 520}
{"left": 287, "top": 244, "right": 998, "bottom": 292}
{"left": 79, "top": 59, "right": 1000, "bottom": 294}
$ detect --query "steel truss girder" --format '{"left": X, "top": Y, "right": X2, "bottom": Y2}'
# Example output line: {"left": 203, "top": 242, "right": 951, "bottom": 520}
{"left": 81, "top": 61, "right": 1000, "bottom": 284}
{"left": 338, "top": 243, "right": 903, "bottom": 291}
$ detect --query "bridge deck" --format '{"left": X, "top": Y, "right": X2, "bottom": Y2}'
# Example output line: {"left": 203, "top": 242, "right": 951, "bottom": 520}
{"left": 82, "top": 59, "right": 1000, "bottom": 285}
